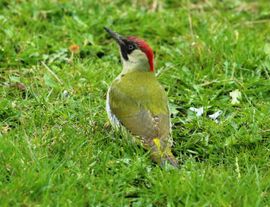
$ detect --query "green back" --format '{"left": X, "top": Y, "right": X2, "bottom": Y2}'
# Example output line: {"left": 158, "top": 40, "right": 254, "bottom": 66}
{"left": 109, "top": 71, "right": 170, "bottom": 143}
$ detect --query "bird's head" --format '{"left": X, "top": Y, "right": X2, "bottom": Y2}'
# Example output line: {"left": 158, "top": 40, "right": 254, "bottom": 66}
{"left": 104, "top": 27, "right": 154, "bottom": 73}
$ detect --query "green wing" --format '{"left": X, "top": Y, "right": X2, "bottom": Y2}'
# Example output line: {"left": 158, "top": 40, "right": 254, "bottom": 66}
{"left": 108, "top": 72, "right": 170, "bottom": 145}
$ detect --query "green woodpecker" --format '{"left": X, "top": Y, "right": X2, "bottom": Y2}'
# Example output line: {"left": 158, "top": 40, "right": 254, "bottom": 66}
{"left": 105, "top": 27, "right": 178, "bottom": 167}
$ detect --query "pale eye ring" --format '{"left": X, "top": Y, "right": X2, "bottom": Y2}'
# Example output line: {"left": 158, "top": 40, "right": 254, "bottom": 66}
{"left": 128, "top": 45, "right": 134, "bottom": 50}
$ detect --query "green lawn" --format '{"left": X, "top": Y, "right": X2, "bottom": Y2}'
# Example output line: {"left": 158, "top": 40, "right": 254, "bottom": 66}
{"left": 1, "top": 0, "right": 270, "bottom": 206}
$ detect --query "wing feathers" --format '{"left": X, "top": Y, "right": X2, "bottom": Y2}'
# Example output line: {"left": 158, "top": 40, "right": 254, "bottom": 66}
{"left": 108, "top": 72, "right": 170, "bottom": 144}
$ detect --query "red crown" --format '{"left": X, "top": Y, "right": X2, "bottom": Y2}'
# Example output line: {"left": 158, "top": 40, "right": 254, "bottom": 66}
{"left": 127, "top": 36, "right": 154, "bottom": 72}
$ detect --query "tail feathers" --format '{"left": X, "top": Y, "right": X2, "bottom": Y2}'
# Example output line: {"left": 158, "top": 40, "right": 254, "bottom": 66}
{"left": 162, "top": 152, "right": 179, "bottom": 168}
{"left": 151, "top": 150, "right": 178, "bottom": 168}
{"left": 151, "top": 138, "right": 178, "bottom": 168}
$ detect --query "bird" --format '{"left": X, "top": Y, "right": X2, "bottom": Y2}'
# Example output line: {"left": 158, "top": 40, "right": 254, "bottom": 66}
{"left": 104, "top": 27, "right": 178, "bottom": 167}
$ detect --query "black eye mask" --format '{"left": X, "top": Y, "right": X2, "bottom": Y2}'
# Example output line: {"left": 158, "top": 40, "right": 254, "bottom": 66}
{"left": 120, "top": 40, "right": 138, "bottom": 61}
{"left": 103, "top": 27, "right": 138, "bottom": 61}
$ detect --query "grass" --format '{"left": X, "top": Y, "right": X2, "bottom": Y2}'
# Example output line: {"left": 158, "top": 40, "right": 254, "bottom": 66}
{"left": 1, "top": 0, "right": 270, "bottom": 206}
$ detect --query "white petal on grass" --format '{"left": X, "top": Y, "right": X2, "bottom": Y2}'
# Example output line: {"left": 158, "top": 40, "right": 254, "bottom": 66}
{"left": 189, "top": 107, "right": 204, "bottom": 117}
{"left": 62, "top": 90, "right": 69, "bottom": 98}
{"left": 229, "top": 89, "right": 241, "bottom": 105}
{"left": 209, "top": 110, "right": 222, "bottom": 123}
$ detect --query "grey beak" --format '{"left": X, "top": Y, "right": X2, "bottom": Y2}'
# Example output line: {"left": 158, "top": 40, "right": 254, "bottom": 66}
{"left": 104, "top": 27, "right": 129, "bottom": 61}
{"left": 104, "top": 27, "right": 125, "bottom": 46}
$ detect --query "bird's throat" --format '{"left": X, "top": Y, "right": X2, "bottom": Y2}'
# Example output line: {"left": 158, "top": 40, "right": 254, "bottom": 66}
{"left": 121, "top": 49, "right": 151, "bottom": 74}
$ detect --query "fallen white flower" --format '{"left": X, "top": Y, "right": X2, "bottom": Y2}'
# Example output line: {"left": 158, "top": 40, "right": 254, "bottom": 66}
{"left": 229, "top": 89, "right": 241, "bottom": 105}
{"left": 189, "top": 107, "right": 204, "bottom": 117}
{"left": 62, "top": 90, "right": 69, "bottom": 98}
{"left": 208, "top": 110, "right": 222, "bottom": 123}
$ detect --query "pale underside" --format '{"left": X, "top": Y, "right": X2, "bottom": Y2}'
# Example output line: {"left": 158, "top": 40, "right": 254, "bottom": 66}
{"left": 106, "top": 89, "right": 121, "bottom": 127}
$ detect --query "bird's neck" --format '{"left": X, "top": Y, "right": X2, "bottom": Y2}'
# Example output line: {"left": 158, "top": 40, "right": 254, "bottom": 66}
{"left": 121, "top": 50, "right": 152, "bottom": 74}
{"left": 122, "top": 60, "right": 150, "bottom": 74}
